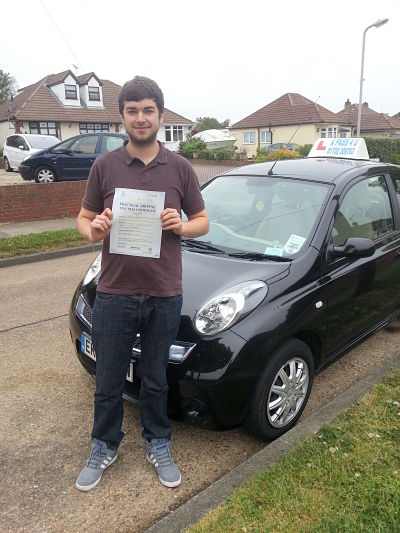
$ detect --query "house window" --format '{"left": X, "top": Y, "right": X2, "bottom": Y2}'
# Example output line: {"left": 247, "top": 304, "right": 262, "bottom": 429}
{"left": 165, "top": 126, "right": 183, "bottom": 142}
{"left": 88, "top": 87, "right": 100, "bottom": 101}
{"left": 260, "top": 130, "right": 272, "bottom": 143}
{"left": 79, "top": 123, "right": 109, "bottom": 134}
{"left": 29, "top": 121, "right": 58, "bottom": 136}
{"left": 243, "top": 132, "right": 255, "bottom": 144}
{"left": 65, "top": 84, "right": 78, "bottom": 100}
{"left": 320, "top": 127, "right": 337, "bottom": 138}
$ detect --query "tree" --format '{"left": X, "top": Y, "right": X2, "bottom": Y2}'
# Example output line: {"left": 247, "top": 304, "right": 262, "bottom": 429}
{"left": 0, "top": 70, "right": 17, "bottom": 105}
{"left": 194, "top": 116, "right": 227, "bottom": 133}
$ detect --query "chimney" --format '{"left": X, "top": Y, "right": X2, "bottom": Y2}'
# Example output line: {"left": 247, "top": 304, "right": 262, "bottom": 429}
{"left": 362, "top": 102, "right": 369, "bottom": 108}
{"left": 344, "top": 98, "right": 351, "bottom": 112}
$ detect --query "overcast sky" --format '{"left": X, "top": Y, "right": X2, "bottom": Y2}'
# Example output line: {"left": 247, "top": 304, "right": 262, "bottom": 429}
{"left": 2, "top": 0, "right": 399, "bottom": 124}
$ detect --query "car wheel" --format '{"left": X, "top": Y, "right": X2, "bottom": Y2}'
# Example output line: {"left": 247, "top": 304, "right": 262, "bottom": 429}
{"left": 4, "top": 157, "right": 12, "bottom": 172}
{"left": 34, "top": 166, "right": 57, "bottom": 183}
{"left": 245, "top": 338, "right": 314, "bottom": 440}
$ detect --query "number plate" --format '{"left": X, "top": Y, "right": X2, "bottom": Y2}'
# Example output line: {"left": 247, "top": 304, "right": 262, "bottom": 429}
{"left": 80, "top": 332, "right": 134, "bottom": 383}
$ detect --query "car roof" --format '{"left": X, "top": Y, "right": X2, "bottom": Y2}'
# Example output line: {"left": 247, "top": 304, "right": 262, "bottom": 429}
{"left": 221, "top": 157, "right": 400, "bottom": 184}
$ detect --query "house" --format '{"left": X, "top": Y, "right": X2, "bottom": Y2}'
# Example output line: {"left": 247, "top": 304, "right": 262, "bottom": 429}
{"left": 0, "top": 70, "right": 193, "bottom": 150}
{"left": 336, "top": 99, "right": 400, "bottom": 138}
{"left": 230, "top": 93, "right": 347, "bottom": 157}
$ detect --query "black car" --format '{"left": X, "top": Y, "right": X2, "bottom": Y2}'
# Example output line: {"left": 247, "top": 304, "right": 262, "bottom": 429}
{"left": 69, "top": 138, "right": 400, "bottom": 440}
{"left": 19, "top": 132, "right": 128, "bottom": 183}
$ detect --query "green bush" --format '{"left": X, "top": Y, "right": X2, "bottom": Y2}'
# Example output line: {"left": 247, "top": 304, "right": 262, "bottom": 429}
{"left": 179, "top": 137, "right": 207, "bottom": 159}
{"left": 298, "top": 144, "right": 313, "bottom": 157}
{"left": 364, "top": 137, "right": 400, "bottom": 164}
{"left": 0, "top": 147, "right": 3, "bottom": 158}
{"left": 179, "top": 136, "right": 237, "bottom": 161}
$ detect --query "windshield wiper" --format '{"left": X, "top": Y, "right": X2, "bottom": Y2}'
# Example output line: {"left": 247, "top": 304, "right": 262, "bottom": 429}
{"left": 227, "top": 251, "right": 292, "bottom": 262}
{"left": 182, "top": 239, "right": 225, "bottom": 253}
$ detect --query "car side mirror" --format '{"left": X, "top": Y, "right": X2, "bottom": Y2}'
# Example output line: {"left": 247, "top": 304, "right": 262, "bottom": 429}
{"left": 18, "top": 145, "right": 26, "bottom": 150}
{"left": 332, "top": 237, "right": 375, "bottom": 259}
{"left": 64, "top": 148, "right": 73, "bottom": 155}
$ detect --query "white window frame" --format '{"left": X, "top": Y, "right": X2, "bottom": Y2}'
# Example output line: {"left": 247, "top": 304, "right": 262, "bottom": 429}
{"left": 320, "top": 127, "right": 338, "bottom": 138}
{"left": 65, "top": 84, "right": 78, "bottom": 100}
{"left": 88, "top": 86, "right": 100, "bottom": 101}
{"left": 29, "top": 121, "right": 57, "bottom": 136}
{"left": 243, "top": 131, "right": 255, "bottom": 144}
{"left": 165, "top": 125, "right": 183, "bottom": 142}
{"left": 260, "top": 130, "right": 272, "bottom": 144}
{"left": 79, "top": 123, "right": 109, "bottom": 134}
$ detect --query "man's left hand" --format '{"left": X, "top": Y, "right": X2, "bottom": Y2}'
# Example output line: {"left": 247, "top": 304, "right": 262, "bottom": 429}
{"left": 160, "top": 208, "right": 183, "bottom": 235}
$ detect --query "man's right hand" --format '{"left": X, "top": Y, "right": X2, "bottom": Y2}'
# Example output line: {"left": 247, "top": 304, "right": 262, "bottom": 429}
{"left": 88, "top": 208, "right": 113, "bottom": 242}
{"left": 77, "top": 207, "right": 113, "bottom": 243}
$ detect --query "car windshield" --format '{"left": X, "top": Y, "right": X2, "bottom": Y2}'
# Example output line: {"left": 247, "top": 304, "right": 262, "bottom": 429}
{"left": 196, "top": 175, "right": 331, "bottom": 258}
{"left": 49, "top": 139, "right": 73, "bottom": 154}
{"left": 25, "top": 135, "right": 59, "bottom": 149}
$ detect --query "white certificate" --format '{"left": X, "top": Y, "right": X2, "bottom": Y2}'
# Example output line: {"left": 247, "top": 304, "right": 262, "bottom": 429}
{"left": 109, "top": 188, "right": 165, "bottom": 258}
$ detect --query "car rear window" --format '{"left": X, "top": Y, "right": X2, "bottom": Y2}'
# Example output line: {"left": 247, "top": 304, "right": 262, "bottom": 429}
{"left": 26, "top": 135, "right": 59, "bottom": 149}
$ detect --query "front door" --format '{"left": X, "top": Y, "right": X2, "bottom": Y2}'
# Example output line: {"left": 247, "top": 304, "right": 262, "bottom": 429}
{"left": 57, "top": 134, "right": 99, "bottom": 180}
{"left": 323, "top": 173, "right": 400, "bottom": 355}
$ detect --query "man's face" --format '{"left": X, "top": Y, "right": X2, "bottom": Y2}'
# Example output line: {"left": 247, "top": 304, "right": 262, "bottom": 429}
{"left": 122, "top": 98, "right": 163, "bottom": 146}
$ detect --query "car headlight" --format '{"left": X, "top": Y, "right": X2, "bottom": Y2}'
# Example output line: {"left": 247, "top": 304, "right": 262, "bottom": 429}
{"left": 194, "top": 281, "right": 268, "bottom": 336}
{"left": 82, "top": 252, "right": 102, "bottom": 286}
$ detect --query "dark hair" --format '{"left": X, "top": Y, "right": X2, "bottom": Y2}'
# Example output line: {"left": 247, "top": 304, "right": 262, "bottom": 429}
{"left": 118, "top": 76, "right": 164, "bottom": 115}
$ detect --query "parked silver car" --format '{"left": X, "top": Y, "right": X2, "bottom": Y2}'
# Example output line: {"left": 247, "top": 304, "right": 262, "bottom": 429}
{"left": 3, "top": 133, "right": 59, "bottom": 172}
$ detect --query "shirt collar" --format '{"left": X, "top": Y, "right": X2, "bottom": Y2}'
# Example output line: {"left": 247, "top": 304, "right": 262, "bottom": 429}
{"left": 120, "top": 140, "right": 168, "bottom": 166}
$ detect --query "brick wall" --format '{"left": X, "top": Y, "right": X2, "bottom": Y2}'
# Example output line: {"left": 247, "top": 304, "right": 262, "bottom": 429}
{"left": 0, "top": 160, "right": 252, "bottom": 223}
{"left": 0, "top": 181, "right": 87, "bottom": 223}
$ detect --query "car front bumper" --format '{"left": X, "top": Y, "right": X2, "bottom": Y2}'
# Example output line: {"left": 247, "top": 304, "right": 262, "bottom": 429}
{"left": 19, "top": 164, "right": 34, "bottom": 180}
{"left": 69, "top": 288, "right": 257, "bottom": 431}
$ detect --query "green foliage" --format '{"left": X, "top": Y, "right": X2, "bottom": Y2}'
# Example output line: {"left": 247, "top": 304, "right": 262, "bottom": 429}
{"left": 214, "top": 147, "right": 237, "bottom": 161}
{"left": 179, "top": 136, "right": 236, "bottom": 160}
{"left": 255, "top": 147, "right": 301, "bottom": 162}
{"left": 179, "top": 137, "right": 208, "bottom": 159}
{"left": 0, "top": 70, "right": 17, "bottom": 105}
{"left": 0, "top": 229, "right": 85, "bottom": 258}
{"left": 188, "top": 370, "right": 400, "bottom": 533}
{"left": 194, "top": 116, "right": 226, "bottom": 133}
{"left": 298, "top": 144, "right": 313, "bottom": 157}
{"left": 0, "top": 147, "right": 3, "bottom": 158}
{"left": 364, "top": 137, "right": 400, "bottom": 164}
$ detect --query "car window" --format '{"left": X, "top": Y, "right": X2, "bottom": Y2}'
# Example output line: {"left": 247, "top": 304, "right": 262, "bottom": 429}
{"left": 99, "top": 135, "right": 125, "bottom": 154}
{"left": 198, "top": 175, "right": 331, "bottom": 256}
{"left": 332, "top": 175, "right": 394, "bottom": 246}
{"left": 50, "top": 139, "right": 74, "bottom": 154}
{"left": 15, "top": 136, "right": 28, "bottom": 150}
{"left": 5, "top": 136, "right": 18, "bottom": 148}
{"left": 390, "top": 173, "right": 400, "bottom": 208}
{"left": 25, "top": 135, "right": 59, "bottom": 149}
{"left": 68, "top": 135, "right": 98, "bottom": 155}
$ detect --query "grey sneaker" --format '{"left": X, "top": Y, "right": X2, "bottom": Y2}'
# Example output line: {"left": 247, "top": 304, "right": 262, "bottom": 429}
{"left": 146, "top": 439, "right": 181, "bottom": 488}
{"left": 75, "top": 438, "right": 118, "bottom": 492}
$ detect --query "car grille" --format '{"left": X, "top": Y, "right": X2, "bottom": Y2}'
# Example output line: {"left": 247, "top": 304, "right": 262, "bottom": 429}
{"left": 75, "top": 293, "right": 196, "bottom": 363}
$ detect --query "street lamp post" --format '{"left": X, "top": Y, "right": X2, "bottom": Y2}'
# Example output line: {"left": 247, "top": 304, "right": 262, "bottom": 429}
{"left": 356, "top": 18, "right": 389, "bottom": 137}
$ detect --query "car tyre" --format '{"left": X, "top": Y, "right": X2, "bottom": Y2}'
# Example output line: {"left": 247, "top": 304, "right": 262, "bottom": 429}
{"left": 4, "top": 157, "right": 12, "bottom": 172}
{"left": 34, "top": 166, "right": 57, "bottom": 183}
{"left": 245, "top": 338, "right": 314, "bottom": 440}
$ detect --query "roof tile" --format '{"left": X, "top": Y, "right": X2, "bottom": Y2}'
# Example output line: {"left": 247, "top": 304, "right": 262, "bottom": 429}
{"left": 231, "top": 93, "right": 342, "bottom": 129}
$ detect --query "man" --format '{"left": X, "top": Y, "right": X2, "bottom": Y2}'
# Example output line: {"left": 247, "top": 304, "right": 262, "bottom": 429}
{"left": 75, "top": 76, "right": 209, "bottom": 491}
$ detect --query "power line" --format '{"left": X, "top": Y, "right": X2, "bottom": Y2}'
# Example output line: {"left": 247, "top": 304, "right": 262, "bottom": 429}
{"left": 40, "top": 0, "right": 84, "bottom": 73}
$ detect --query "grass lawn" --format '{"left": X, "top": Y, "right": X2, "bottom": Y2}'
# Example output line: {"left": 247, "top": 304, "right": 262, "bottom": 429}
{"left": 187, "top": 370, "right": 400, "bottom": 533}
{"left": 0, "top": 229, "right": 87, "bottom": 259}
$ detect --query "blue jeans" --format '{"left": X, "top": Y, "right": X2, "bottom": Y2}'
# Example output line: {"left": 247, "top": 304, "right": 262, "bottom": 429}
{"left": 91, "top": 292, "right": 183, "bottom": 447}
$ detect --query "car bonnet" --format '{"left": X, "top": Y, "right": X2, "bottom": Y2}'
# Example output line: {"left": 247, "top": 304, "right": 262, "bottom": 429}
{"left": 181, "top": 247, "right": 290, "bottom": 317}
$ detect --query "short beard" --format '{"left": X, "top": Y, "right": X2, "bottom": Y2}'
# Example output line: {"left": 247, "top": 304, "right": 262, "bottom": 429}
{"left": 127, "top": 130, "right": 158, "bottom": 147}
